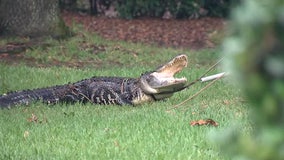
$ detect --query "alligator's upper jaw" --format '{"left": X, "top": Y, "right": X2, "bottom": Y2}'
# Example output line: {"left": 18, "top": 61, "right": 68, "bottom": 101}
{"left": 140, "top": 54, "right": 188, "bottom": 94}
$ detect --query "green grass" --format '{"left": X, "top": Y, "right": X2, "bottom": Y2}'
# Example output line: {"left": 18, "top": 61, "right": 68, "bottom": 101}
{"left": 0, "top": 30, "right": 250, "bottom": 159}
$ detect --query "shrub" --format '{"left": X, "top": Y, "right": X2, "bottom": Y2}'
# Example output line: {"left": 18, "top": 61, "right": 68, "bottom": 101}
{"left": 60, "top": 0, "right": 239, "bottom": 19}
{"left": 217, "top": 0, "right": 284, "bottom": 159}
{"left": 116, "top": 0, "right": 238, "bottom": 19}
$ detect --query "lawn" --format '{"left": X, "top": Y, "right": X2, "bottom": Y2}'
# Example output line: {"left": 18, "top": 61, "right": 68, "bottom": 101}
{"left": 0, "top": 30, "right": 250, "bottom": 159}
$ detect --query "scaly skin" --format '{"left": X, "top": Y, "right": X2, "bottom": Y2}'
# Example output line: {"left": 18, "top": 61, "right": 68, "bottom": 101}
{"left": 0, "top": 77, "right": 150, "bottom": 108}
{"left": 0, "top": 54, "right": 188, "bottom": 108}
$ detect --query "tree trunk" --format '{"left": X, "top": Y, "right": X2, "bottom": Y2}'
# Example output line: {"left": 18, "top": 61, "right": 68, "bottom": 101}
{"left": 0, "top": 0, "right": 70, "bottom": 38}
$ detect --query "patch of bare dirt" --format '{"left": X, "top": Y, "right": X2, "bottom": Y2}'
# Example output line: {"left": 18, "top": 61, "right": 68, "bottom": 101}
{"left": 63, "top": 11, "right": 225, "bottom": 50}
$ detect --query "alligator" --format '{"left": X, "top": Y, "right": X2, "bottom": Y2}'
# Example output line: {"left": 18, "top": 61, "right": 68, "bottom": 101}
{"left": 0, "top": 54, "right": 188, "bottom": 108}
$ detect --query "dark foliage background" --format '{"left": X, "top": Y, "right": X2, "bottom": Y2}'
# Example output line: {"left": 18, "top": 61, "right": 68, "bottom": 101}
{"left": 59, "top": 0, "right": 240, "bottom": 19}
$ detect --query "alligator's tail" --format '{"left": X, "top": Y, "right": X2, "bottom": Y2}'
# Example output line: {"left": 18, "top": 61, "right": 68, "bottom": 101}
{"left": 0, "top": 85, "right": 69, "bottom": 108}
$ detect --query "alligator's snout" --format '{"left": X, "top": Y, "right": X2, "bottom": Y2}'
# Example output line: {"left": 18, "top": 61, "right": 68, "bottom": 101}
{"left": 140, "top": 54, "right": 188, "bottom": 95}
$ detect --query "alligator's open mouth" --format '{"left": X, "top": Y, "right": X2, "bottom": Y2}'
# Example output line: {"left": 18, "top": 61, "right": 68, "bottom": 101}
{"left": 140, "top": 54, "right": 188, "bottom": 94}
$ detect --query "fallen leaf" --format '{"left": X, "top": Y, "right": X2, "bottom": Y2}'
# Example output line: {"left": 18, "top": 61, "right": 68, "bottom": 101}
{"left": 223, "top": 100, "right": 230, "bottom": 105}
{"left": 190, "top": 119, "right": 218, "bottom": 127}
{"left": 27, "top": 113, "right": 38, "bottom": 123}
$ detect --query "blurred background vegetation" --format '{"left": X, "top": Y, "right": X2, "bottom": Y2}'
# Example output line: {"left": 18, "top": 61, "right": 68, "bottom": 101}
{"left": 218, "top": 0, "right": 284, "bottom": 159}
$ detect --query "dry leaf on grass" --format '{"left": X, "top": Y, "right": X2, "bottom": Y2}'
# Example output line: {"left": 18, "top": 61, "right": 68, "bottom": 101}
{"left": 190, "top": 119, "right": 218, "bottom": 127}
{"left": 27, "top": 113, "right": 48, "bottom": 123}
{"left": 27, "top": 113, "right": 38, "bottom": 123}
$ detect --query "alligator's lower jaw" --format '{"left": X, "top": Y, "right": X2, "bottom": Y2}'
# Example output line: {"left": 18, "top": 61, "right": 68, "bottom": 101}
{"left": 139, "top": 75, "right": 188, "bottom": 94}
{"left": 153, "top": 77, "right": 187, "bottom": 87}
{"left": 152, "top": 79, "right": 187, "bottom": 93}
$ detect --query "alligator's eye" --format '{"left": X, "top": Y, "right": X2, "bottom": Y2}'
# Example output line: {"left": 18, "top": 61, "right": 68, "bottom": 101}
{"left": 146, "top": 75, "right": 161, "bottom": 87}
{"left": 146, "top": 75, "right": 155, "bottom": 82}
{"left": 140, "top": 72, "right": 147, "bottom": 76}
{"left": 141, "top": 71, "right": 153, "bottom": 76}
